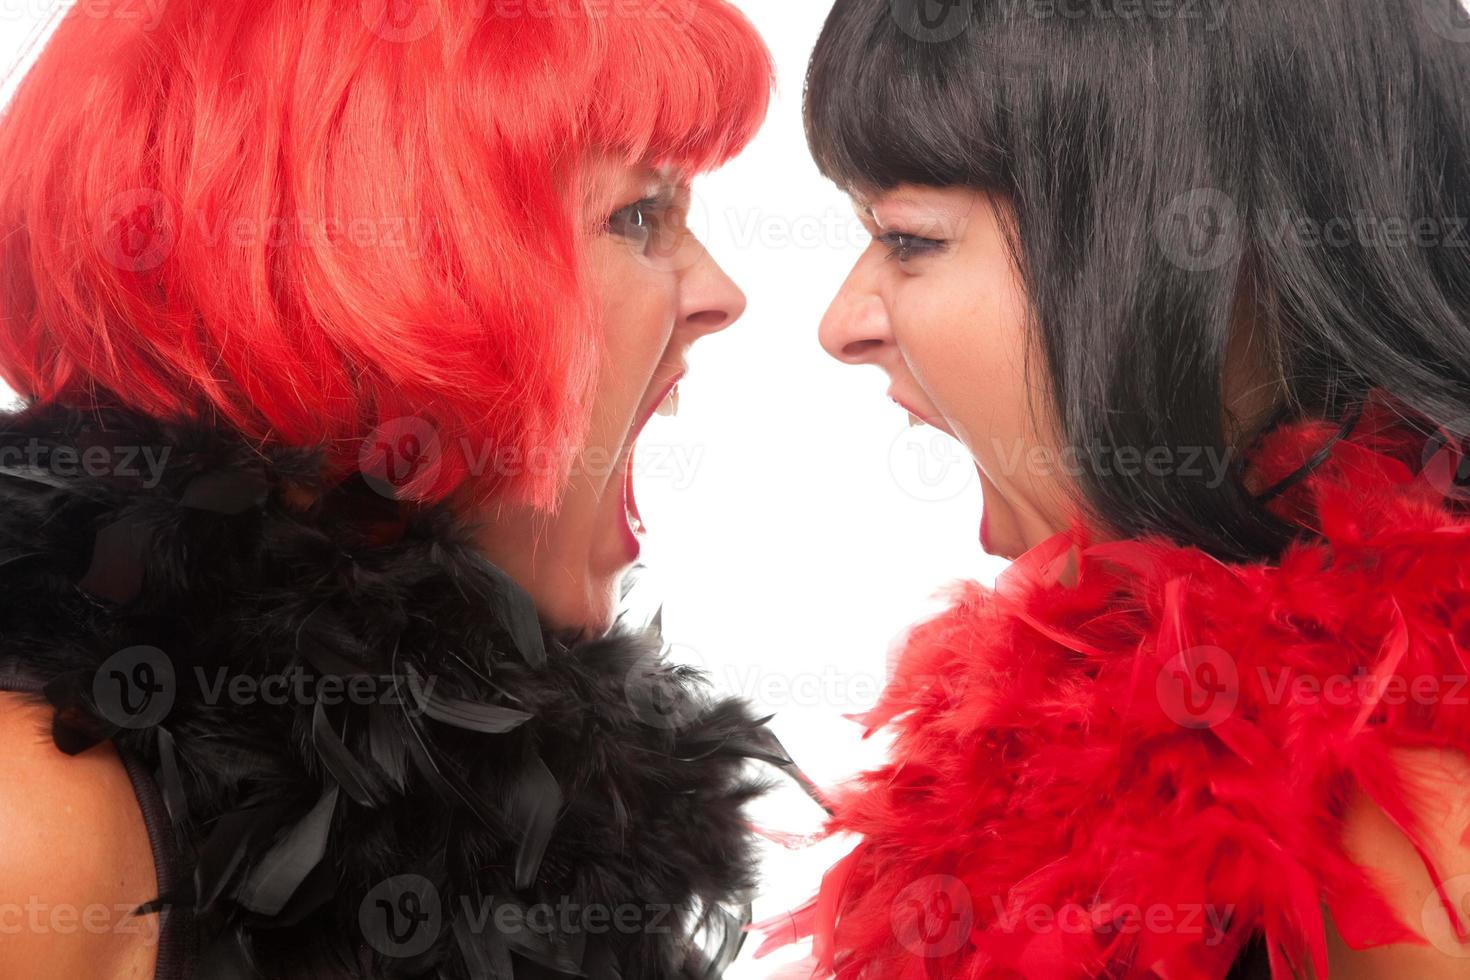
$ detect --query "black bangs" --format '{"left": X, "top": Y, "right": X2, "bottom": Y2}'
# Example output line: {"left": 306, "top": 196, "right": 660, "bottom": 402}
{"left": 804, "top": 0, "right": 1015, "bottom": 193}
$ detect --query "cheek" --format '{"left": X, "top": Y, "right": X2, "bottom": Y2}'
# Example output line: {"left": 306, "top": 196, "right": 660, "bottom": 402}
{"left": 584, "top": 251, "right": 679, "bottom": 450}
{"left": 892, "top": 262, "right": 1034, "bottom": 455}
{"left": 890, "top": 255, "right": 1072, "bottom": 533}
{"left": 601, "top": 277, "right": 676, "bottom": 373}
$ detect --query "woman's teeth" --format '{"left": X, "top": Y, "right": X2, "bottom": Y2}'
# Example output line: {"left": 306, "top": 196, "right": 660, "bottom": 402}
{"left": 908, "top": 411, "right": 925, "bottom": 428}
{"left": 656, "top": 384, "right": 680, "bottom": 417}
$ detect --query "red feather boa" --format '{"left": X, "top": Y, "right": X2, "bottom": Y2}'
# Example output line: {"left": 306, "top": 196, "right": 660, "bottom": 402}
{"left": 758, "top": 392, "right": 1470, "bottom": 978}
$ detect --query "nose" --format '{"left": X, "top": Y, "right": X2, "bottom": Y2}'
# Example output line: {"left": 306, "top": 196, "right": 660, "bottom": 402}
{"left": 677, "top": 239, "right": 746, "bottom": 340}
{"left": 819, "top": 253, "right": 893, "bottom": 365}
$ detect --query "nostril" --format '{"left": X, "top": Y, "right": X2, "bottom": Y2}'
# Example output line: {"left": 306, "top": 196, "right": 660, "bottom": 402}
{"left": 841, "top": 338, "right": 884, "bottom": 361}
{"left": 685, "top": 310, "right": 730, "bottom": 330}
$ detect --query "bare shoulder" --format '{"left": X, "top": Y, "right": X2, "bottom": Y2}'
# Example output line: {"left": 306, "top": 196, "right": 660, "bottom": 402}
{"left": 1325, "top": 745, "right": 1470, "bottom": 978}
{"left": 0, "top": 692, "right": 160, "bottom": 980}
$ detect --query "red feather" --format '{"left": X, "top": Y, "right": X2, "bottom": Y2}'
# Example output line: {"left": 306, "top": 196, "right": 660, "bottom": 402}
{"left": 759, "top": 391, "right": 1470, "bottom": 977}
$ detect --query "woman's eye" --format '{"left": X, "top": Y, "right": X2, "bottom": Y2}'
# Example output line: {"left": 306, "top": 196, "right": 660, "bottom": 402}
{"left": 877, "top": 231, "right": 946, "bottom": 263}
{"left": 607, "top": 200, "right": 655, "bottom": 249}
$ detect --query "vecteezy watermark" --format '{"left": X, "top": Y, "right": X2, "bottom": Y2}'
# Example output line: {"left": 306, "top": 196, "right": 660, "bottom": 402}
{"left": 0, "top": 898, "right": 163, "bottom": 938}
{"left": 1158, "top": 192, "right": 1470, "bottom": 271}
{"left": 1421, "top": 873, "right": 1470, "bottom": 958}
{"left": 359, "top": 875, "right": 444, "bottom": 958}
{"left": 94, "top": 646, "right": 176, "bottom": 730}
{"left": 1256, "top": 667, "right": 1470, "bottom": 711}
{"left": 0, "top": 438, "right": 171, "bottom": 488}
{"left": 1155, "top": 645, "right": 1239, "bottom": 730}
{"left": 191, "top": 666, "right": 437, "bottom": 711}
{"left": 699, "top": 662, "right": 888, "bottom": 713}
{"left": 360, "top": 0, "right": 440, "bottom": 42}
{"left": 1419, "top": 422, "right": 1470, "bottom": 504}
{"left": 1155, "top": 187, "right": 1245, "bottom": 273}
{"left": 891, "top": 427, "right": 1239, "bottom": 505}
{"left": 889, "top": 877, "right": 1236, "bottom": 960}
{"left": 988, "top": 895, "right": 1236, "bottom": 947}
{"left": 1153, "top": 639, "right": 1470, "bottom": 732}
{"left": 984, "top": 437, "right": 1237, "bottom": 488}
{"left": 1263, "top": 208, "right": 1470, "bottom": 251}
{"left": 888, "top": 0, "right": 972, "bottom": 43}
{"left": 359, "top": 416, "right": 445, "bottom": 501}
{"left": 360, "top": 0, "right": 700, "bottom": 43}
{"left": 1420, "top": 0, "right": 1470, "bottom": 45}
{"left": 358, "top": 416, "right": 706, "bottom": 501}
{"left": 891, "top": 875, "right": 974, "bottom": 959}
{"left": 889, "top": 0, "right": 1227, "bottom": 43}
{"left": 623, "top": 642, "right": 709, "bottom": 730}
{"left": 0, "top": 0, "right": 167, "bottom": 31}
{"left": 480, "top": 0, "right": 701, "bottom": 25}
{"left": 1002, "top": 0, "right": 1226, "bottom": 28}
{"left": 721, "top": 204, "right": 871, "bottom": 254}
{"left": 94, "top": 188, "right": 425, "bottom": 273}
{"left": 357, "top": 876, "right": 677, "bottom": 959}
{"left": 889, "top": 423, "right": 979, "bottom": 503}
{"left": 96, "top": 189, "right": 177, "bottom": 273}
{"left": 90, "top": 646, "right": 439, "bottom": 731}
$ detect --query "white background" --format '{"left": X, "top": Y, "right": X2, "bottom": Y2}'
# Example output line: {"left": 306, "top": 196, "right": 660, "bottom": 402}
{"left": 0, "top": 3, "right": 1005, "bottom": 974}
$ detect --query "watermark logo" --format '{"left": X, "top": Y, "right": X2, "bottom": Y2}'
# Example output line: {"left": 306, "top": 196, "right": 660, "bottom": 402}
{"left": 1421, "top": 873, "right": 1470, "bottom": 958}
{"left": 360, "top": 416, "right": 445, "bottom": 500}
{"left": 891, "top": 875, "right": 974, "bottom": 959}
{"left": 1420, "top": 424, "right": 1470, "bottom": 504}
{"left": 1155, "top": 644, "right": 1238, "bottom": 730}
{"left": 1156, "top": 188, "right": 1243, "bottom": 272}
{"left": 1421, "top": 0, "right": 1470, "bottom": 44}
{"left": 361, "top": 0, "right": 439, "bottom": 42}
{"left": 93, "top": 646, "right": 176, "bottom": 730}
{"left": 624, "top": 642, "right": 708, "bottom": 730}
{"left": 630, "top": 185, "right": 713, "bottom": 274}
{"left": 889, "top": 423, "right": 977, "bottom": 502}
{"left": 96, "top": 189, "right": 176, "bottom": 273}
{"left": 889, "top": 0, "right": 973, "bottom": 44}
{"left": 360, "top": 875, "right": 443, "bottom": 958}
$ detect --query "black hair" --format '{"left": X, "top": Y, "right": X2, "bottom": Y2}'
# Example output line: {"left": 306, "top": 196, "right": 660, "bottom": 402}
{"left": 806, "top": 0, "right": 1470, "bottom": 563}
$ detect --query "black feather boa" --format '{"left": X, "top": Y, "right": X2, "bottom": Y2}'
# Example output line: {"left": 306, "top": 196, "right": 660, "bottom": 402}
{"left": 0, "top": 402, "right": 786, "bottom": 979}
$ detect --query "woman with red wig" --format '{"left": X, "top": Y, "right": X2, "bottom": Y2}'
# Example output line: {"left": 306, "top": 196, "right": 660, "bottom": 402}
{"left": 0, "top": 1, "right": 777, "bottom": 977}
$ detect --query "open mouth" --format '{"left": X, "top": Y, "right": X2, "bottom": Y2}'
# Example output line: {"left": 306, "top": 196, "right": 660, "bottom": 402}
{"left": 620, "top": 373, "right": 683, "bottom": 559}
{"left": 890, "top": 389, "right": 1003, "bottom": 554}
{"left": 889, "top": 391, "right": 957, "bottom": 439}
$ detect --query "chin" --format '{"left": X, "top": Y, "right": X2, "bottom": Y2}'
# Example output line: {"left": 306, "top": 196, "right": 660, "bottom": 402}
{"left": 524, "top": 580, "right": 603, "bottom": 640}
{"left": 563, "top": 574, "right": 626, "bottom": 640}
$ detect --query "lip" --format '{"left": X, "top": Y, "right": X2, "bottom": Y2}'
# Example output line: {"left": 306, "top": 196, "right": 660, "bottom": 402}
{"left": 619, "top": 370, "right": 685, "bottom": 561}
{"left": 888, "top": 390, "right": 953, "bottom": 436}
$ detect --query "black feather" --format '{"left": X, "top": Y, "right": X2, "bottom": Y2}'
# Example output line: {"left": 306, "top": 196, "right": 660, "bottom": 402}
{"left": 311, "top": 701, "right": 391, "bottom": 807}
{"left": 234, "top": 785, "right": 340, "bottom": 916}
{"left": 404, "top": 663, "right": 534, "bottom": 735}
{"left": 507, "top": 755, "right": 563, "bottom": 891}
{"left": 0, "top": 402, "right": 779, "bottom": 980}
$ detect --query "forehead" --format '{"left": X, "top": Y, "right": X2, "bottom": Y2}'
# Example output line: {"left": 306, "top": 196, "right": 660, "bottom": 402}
{"left": 853, "top": 183, "right": 964, "bottom": 203}
{"left": 849, "top": 184, "right": 986, "bottom": 220}
{"left": 597, "top": 156, "right": 689, "bottom": 191}
{"left": 581, "top": 155, "right": 687, "bottom": 210}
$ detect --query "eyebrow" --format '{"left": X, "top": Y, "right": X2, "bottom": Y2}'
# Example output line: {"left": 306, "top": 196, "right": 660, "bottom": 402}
{"left": 627, "top": 166, "right": 683, "bottom": 201}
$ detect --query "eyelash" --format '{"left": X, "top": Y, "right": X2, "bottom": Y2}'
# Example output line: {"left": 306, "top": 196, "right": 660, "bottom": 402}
{"left": 876, "top": 231, "right": 947, "bottom": 263}
{"left": 607, "top": 196, "right": 675, "bottom": 254}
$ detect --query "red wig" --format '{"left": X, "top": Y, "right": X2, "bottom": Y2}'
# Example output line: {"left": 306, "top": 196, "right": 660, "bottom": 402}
{"left": 0, "top": 0, "right": 772, "bottom": 506}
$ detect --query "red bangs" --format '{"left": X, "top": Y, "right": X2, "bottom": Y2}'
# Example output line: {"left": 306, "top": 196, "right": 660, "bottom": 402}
{"left": 583, "top": 0, "right": 775, "bottom": 174}
{"left": 0, "top": 0, "right": 772, "bottom": 508}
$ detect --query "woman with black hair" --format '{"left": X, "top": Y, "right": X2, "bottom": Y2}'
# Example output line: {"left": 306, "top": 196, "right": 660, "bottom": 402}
{"left": 764, "top": 0, "right": 1470, "bottom": 976}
